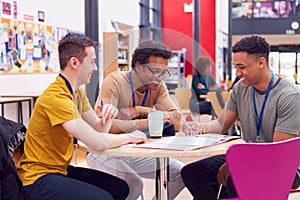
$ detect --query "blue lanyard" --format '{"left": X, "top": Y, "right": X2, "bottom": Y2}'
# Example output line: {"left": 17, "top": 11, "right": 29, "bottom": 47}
{"left": 129, "top": 71, "right": 148, "bottom": 107}
{"left": 59, "top": 74, "right": 77, "bottom": 145}
{"left": 59, "top": 73, "right": 73, "bottom": 95}
{"left": 252, "top": 72, "right": 274, "bottom": 138}
{"left": 199, "top": 74, "right": 209, "bottom": 91}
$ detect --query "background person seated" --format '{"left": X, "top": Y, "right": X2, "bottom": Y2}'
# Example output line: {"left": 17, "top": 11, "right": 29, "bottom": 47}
{"left": 189, "top": 56, "right": 219, "bottom": 115}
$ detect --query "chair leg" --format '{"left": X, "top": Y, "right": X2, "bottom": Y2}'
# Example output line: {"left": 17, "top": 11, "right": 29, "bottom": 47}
{"left": 234, "top": 124, "right": 241, "bottom": 136}
{"left": 217, "top": 184, "right": 223, "bottom": 199}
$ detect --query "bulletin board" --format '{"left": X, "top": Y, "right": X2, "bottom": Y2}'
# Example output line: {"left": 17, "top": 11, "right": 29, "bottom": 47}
{"left": 0, "top": 17, "right": 68, "bottom": 73}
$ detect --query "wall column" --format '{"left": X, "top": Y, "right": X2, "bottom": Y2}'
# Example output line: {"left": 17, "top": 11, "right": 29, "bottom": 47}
{"left": 85, "top": 0, "right": 99, "bottom": 108}
{"left": 193, "top": 0, "right": 200, "bottom": 62}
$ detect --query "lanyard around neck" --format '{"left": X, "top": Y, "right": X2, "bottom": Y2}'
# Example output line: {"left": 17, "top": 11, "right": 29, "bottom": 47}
{"left": 252, "top": 72, "right": 275, "bottom": 137}
{"left": 199, "top": 74, "right": 209, "bottom": 91}
{"left": 129, "top": 71, "right": 149, "bottom": 107}
{"left": 59, "top": 74, "right": 77, "bottom": 145}
{"left": 59, "top": 73, "right": 73, "bottom": 95}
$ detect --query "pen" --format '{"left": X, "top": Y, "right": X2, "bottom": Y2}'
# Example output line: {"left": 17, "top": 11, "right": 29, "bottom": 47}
{"left": 101, "top": 100, "right": 105, "bottom": 124}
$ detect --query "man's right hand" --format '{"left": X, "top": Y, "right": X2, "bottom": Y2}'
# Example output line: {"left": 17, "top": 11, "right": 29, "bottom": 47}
{"left": 117, "top": 107, "right": 139, "bottom": 120}
{"left": 182, "top": 121, "right": 201, "bottom": 135}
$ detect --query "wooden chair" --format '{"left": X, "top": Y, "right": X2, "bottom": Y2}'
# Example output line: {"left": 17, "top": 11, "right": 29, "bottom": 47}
{"left": 208, "top": 91, "right": 230, "bottom": 118}
{"left": 174, "top": 88, "right": 192, "bottom": 114}
{"left": 186, "top": 74, "right": 193, "bottom": 85}
{"left": 174, "top": 88, "right": 213, "bottom": 123}
{"left": 225, "top": 137, "right": 300, "bottom": 200}
{"left": 208, "top": 91, "right": 241, "bottom": 136}
{"left": 294, "top": 73, "right": 298, "bottom": 84}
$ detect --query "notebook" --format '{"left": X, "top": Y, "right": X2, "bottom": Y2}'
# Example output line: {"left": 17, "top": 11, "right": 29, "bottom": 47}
{"left": 134, "top": 134, "right": 240, "bottom": 151}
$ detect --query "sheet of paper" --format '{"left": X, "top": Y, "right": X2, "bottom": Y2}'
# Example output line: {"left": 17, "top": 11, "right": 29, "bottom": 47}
{"left": 134, "top": 135, "right": 240, "bottom": 151}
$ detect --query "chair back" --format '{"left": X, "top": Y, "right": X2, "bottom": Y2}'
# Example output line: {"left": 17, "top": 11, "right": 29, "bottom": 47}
{"left": 186, "top": 74, "right": 193, "bottom": 85}
{"left": 174, "top": 88, "right": 192, "bottom": 112}
{"left": 226, "top": 137, "right": 300, "bottom": 200}
{"left": 208, "top": 91, "right": 229, "bottom": 117}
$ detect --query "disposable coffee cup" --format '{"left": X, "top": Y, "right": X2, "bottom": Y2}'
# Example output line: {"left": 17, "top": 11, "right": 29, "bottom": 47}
{"left": 148, "top": 112, "right": 164, "bottom": 138}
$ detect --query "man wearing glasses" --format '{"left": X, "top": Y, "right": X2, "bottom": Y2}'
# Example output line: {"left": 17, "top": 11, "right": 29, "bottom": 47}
{"left": 87, "top": 40, "right": 185, "bottom": 199}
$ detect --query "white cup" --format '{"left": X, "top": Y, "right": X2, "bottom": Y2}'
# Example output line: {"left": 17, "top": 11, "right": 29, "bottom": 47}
{"left": 148, "top": 112, "right": 164, "bottom": 138}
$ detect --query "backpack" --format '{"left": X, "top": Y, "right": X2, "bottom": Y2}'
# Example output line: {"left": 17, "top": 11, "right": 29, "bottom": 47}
{"left": 0, "top": 116, "right": 26, "bottom": 200}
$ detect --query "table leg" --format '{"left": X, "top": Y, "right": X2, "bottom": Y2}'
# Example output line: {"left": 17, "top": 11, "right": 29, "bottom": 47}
{"left": 33, "top": 96, "right": 38, "bottom": 106}
{"left": 18, "top": 102, "right": 23, "bottom": 123}
{"left": 1, "top": 103, "right": 4, "bottom": 116}
{"left": 28, "top": 99, "right": 32, "bottom": 118}
{"left": 155, "top": 157, "right": 169, "bottom": 200}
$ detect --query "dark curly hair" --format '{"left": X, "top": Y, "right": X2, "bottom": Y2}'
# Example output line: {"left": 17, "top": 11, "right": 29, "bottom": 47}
{"left": 58, "top": 33, "right": 97, "bottom": 70}
{"left": 131, "top": 40, "right": 172, "bottom": 69}
{"left": 232, "top": 35, "right": 270, "bottom": 64}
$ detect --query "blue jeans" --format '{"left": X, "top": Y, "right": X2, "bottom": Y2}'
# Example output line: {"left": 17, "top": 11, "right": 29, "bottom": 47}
{"left": 189, "top": 98, "right": 212, "bottom": 115}
{"left": 22, "top": 165, "right": 129, "bottom": 200}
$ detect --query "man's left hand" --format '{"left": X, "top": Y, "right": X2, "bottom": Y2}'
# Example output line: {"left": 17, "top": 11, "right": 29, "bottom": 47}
{"left": 117, "top": 107, "right": 139, "bottom": 120}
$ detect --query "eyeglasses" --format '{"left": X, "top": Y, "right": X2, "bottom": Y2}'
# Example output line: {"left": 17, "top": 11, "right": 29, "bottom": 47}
{"left": 143, "top": 64, "right": 171, "bottom": 80}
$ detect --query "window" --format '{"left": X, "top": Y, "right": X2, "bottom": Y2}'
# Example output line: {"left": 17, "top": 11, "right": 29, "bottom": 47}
{"left": 269, "top": 51, "right": 297, "bottom": 82}
{"left": 139, "top": 0, "right": 161, "bottom": 40}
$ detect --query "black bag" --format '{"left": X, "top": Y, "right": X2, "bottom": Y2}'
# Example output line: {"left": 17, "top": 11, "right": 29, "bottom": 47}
{"left": 162, "top": 123, "right": 175, "bottom": 137}
{"left": 0, "top": 116, "right": 26, "bottom": 200}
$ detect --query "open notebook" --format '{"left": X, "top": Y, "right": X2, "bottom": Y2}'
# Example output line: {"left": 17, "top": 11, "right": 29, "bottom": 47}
{"left": 134, "top": 134, "right": 240, "bottom": 151}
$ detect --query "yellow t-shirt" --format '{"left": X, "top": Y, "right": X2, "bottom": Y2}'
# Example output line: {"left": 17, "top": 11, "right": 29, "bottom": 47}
{"left": 17, "top": 75, "right": 91, "bottom": 186}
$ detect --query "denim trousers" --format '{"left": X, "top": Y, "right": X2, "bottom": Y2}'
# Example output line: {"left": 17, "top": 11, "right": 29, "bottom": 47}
{"left": 86, "top": 154, "right": 185, "bottom": 200}
{"left": 22, "top": 165, "right": 129, "bottom": 200}
{"left": 189, "top": 98, "right": 212, "bottom": 115}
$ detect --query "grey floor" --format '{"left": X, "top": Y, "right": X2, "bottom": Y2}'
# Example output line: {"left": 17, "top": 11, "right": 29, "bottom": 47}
{"left": 141, "top": 178, "right": 192, "bottom": 200}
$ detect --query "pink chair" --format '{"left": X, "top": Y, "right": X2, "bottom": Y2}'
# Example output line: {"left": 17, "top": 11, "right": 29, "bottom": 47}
{"left": 225, "top": 137, "right": 300, "bottom": 200}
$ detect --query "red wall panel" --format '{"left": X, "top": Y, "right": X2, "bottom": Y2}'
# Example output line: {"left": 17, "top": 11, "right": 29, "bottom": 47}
{"left": 161, "top": 0, "right": 216, "bottom": 77}
{"left": 200, "top": 0, "right": 216, "bottom": 77}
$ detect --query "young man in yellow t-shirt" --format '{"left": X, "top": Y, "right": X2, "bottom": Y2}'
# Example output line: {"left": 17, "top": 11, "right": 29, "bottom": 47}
{"left": 17, "top": 33, "right": 145, "bottom": 200}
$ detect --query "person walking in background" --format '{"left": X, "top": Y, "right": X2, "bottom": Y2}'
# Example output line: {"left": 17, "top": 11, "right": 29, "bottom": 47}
{"left": 181, "top": 35, "right": 300, "bottom": 199}
{"left": 17, "top": 33, "right": 146, "bottom": 200}
{"left": 189, "top": 56, "right": 219, "bottom": 115}
{"left": 87, "top": 40, "right": 185, "bottom": 199}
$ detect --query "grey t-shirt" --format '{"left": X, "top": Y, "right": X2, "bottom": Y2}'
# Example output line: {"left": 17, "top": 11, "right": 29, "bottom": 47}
{"left": 226, "top": 77, "right": 300, "bottom": 142}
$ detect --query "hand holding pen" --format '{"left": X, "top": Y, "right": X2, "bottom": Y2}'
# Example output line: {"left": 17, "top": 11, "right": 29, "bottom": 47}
{"left": 97, "top": 100, "right": 118, "bottom": 124}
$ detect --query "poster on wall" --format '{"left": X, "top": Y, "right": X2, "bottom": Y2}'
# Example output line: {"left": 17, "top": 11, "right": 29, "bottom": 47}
{"left": 1, "top": 0, "right": 18, "bottom": 19}
{"left": 0, "top": 17, "right": 70, "bottom": 74}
